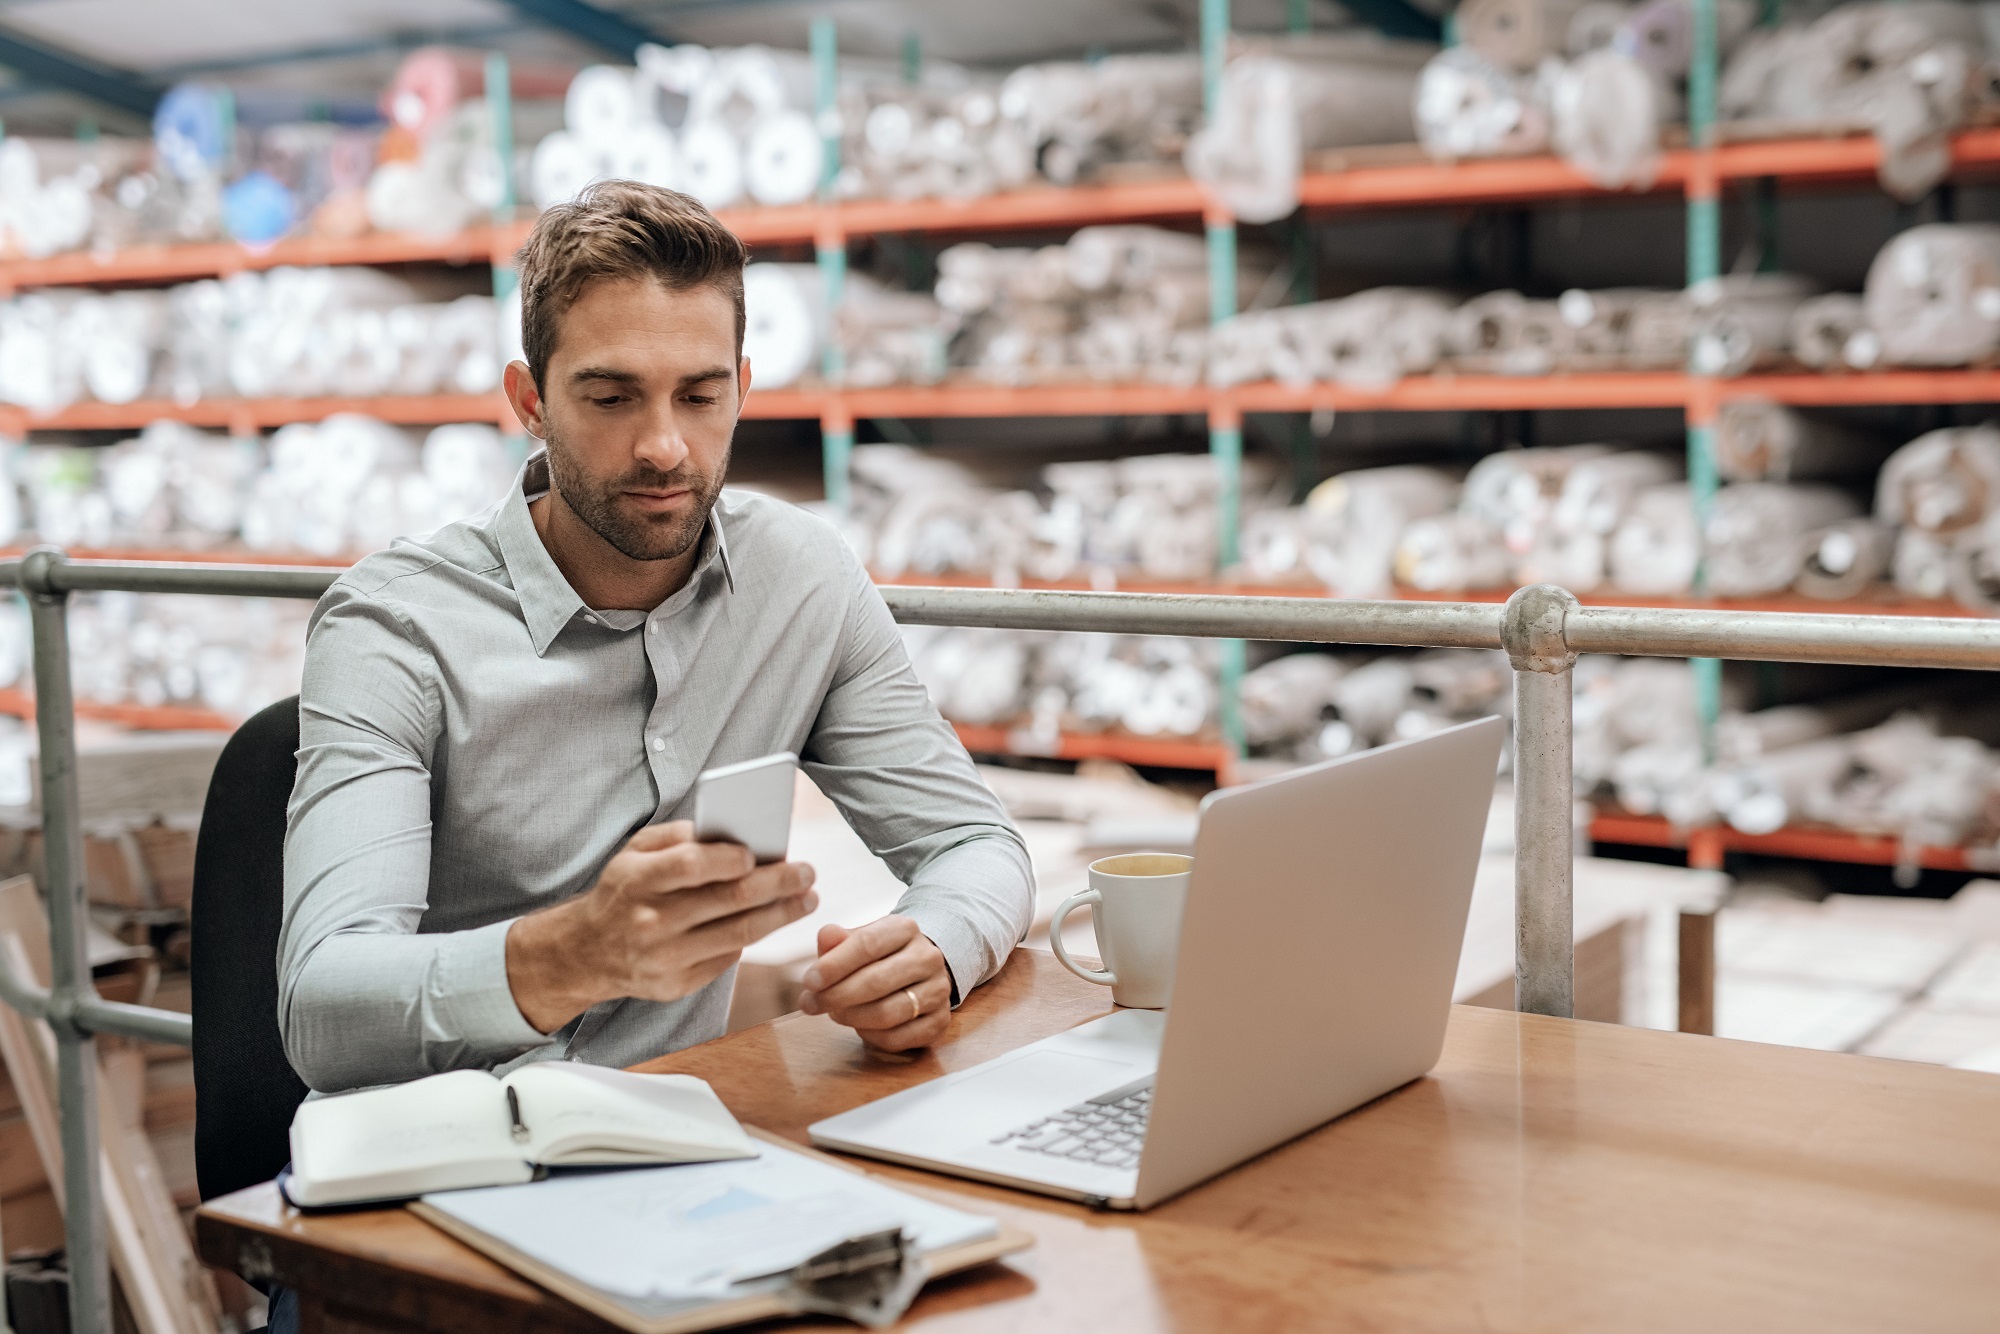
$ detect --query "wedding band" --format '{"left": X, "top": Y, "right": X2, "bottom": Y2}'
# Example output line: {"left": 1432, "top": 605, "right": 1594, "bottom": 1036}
{"left": 902, "top": 988, "right": 921, "bottom": 1022}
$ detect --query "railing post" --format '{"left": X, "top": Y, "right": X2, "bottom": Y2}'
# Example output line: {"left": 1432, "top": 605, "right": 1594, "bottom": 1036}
{"left": 1502, "top": 583, "right": 1580, "bottom": 1018}
{"left": 20, "top": 547, "right": 110, "bottom": 1334}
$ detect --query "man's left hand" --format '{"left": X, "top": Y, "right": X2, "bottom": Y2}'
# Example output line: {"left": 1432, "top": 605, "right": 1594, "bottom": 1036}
{"left": 798, "top": 916, "right": 951, "bottom": 1051}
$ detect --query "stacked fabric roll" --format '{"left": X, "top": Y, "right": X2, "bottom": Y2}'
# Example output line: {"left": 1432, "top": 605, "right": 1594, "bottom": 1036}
{"left": 1419, "top": 0, "right": 1750, "bottom": 188}
{"left": 939, "top": 226, "right": 1222, "bottom": 386}
{"left": 841, "top": 444, "right": 1272, "bottom": 585}
{"left": 1240, "top": 647, "right": 1512, "bottom": 760}
{"left": 740, "top": 262, "right": 955, "bottom": 389}
{"left": 1185, "top": 33, "right": 1432, "bottom": 223}
{"left": 0, "top": 267, "right": 506, "bottom": 412}
{"left": 53, "top": 591, "right": 312, "bottom": 719}
{"left": 903, "top": 625, "right": 1220, "bottom": 740}
{"left": 0, "top": 416, "right": 515, "bottom": 558}
{"left": 1719, "top": 2, "right": 1989, "bottom": 200}
{"left": 1210, "top": 288, "right": 1455, "bottom": 389}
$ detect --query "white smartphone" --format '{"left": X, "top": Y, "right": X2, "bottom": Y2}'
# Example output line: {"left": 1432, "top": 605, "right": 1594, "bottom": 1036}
{"left": 692, "top": 752, "right": 798, "bottom": 864}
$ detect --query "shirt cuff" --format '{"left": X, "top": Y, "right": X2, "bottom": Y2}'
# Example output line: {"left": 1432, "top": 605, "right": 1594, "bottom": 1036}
{"left": 897, "top": 904, "right": 978, "bottom": 1010}
{"left": 433, "top": 918, "right": 554, "bottom": 1056}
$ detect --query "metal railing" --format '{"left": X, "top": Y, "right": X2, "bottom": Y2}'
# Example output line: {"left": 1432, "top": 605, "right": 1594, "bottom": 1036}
{"left": 3, "top": 548, "right": 2000, "bottom": 1334}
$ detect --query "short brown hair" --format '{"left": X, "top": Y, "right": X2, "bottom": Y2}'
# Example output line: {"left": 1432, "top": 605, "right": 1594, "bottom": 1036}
{"left": 515, "top": 180, "right": 748, "bottom": 390}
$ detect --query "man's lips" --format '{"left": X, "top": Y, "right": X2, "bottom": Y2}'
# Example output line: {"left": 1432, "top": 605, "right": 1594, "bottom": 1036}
{"left": 623, "top": 487, "right": 692, "bottom": 511}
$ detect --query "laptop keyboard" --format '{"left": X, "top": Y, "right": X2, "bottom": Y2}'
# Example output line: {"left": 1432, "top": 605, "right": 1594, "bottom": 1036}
{"left": 989, "top": 1077, "right": 1154, "bottom": 1171}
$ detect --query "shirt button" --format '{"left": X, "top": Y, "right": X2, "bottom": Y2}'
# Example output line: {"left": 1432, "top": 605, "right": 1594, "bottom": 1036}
{"left": 650, "top": 737, "right": 665, "bottom": 752}
{"left": 647, "top": 621, "right": 659, "bottom": 635}
{"left": 582, "top": 613, "right": 598, "bottom": 625}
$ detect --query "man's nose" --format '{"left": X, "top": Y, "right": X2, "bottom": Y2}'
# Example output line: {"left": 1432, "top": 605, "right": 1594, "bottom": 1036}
{"left": 634, "top": 410, "right": 691, "bottom": 471}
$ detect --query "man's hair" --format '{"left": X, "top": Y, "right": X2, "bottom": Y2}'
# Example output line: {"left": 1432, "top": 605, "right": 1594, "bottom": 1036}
{"left": 515, "top": 180, "right": 748, "bottom": 391}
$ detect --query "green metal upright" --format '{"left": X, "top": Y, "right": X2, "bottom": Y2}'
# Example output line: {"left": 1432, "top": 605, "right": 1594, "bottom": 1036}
{"left": 812, "top": 17, "right": 853, "bottom": 510}
{"left": 1686, "top": 0, "right": 1723, "bottom": 759}
{"left": 1203, "top": 0, "right": 1246, "bottom": 761}
{"left": 487, "top": 53, "right": 531, "bottom": 462}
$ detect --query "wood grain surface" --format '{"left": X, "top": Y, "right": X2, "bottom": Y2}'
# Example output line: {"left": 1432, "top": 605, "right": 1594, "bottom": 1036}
{"left": 198, "top": 948, "right": 2000, "bottom": 1333}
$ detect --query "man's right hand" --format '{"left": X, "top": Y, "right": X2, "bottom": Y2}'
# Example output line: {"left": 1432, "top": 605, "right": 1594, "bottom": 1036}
{"left": 504, "top": 820, "right": 818, "bottom": 1034}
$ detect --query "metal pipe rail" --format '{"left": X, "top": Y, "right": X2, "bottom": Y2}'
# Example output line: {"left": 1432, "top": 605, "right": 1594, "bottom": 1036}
{"left": 2, "top": 551, "right": 1998, "bottom": 1334}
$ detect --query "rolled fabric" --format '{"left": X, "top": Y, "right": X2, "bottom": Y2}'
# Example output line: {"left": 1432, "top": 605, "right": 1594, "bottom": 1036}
{"left": 1862, "top": 225, "right": 2000, "bottom": 367}
{"left": 1891, "top": 526, "right": 1954, "bottom": 599}
{"left": 1184, "top": 43, "right": 1425, "bottom": 224}
{"left": 1302, "top": 464, "right": 1461, "bottom": 597}
{"left": 1546, "top": 47, "right": 1672, "bottom": 188}
{"left": 1395, "top": 511, "right": 1513, "bottom": 591}
{"left": 529, "top": 130, "right": 607, "bottom": 209}
{"left": 1875, "top": 425, "right": 2000, "bottom": 537}
{"left": 153, "top": 83, "right": 233, "bottom": 182}
{"left": 566, "top": 65, "right": 644, "bottom": 148}
{"left": 1609, "top": 482, "right": 1700, "bottom": 593}
{"left": 1460, "top": 0, "right": 1589, "bottom": 71}
{"left": 678, "top": 120, "right": 745, "bottom": 209}
{"left": 1462, "top": 444, "right": 1612, "bottom": 556}
{"left": 613, "top": 122, "right": 682, "bottom": 192}
{"left": 1713, "top": 397, "right": 1888, "bottom": 482}
{"left": 1550, "top": 449, "right": 1681, "bottom": 534}
{"left": 1795, "top": 516, "right": 1896, "bottom": 600}
{"left": 1066, "top": 225, "right": 1207, "bottom": 293}
{"left": 1622, "top": 288, "right": 1694, "bottom": 368}
{"left": 1704, "top": 482, "right": 1862, "bottom": 596}
{"left": 744, "top": 110, "right": 822, "bottom": 204}
{"left": 1556, "top": 286, "right": 1679, "bottom": 366}
{"left": 1448, "top": 290, "right": 1578, "bottom": 375}
{"left": 1241, "top": 652, "right": 1347, "bottom": 749}
{"left": 1948, "top": 509, "right": 2000, "bottom": 612}
{"left": 1688, "top": 272, "right": 1817, "bottom": 376}
{"left": 384, "top": 47, "right": 482, "bottom": 139}
{"left": 1415, "top": 47, "right": 1552, "bottom": 160}
{"left": 1788, "top": 293, "right": 1868, "bottom": 370}
{"left": 1567, "top": 1, "right": 1632, "bottom": 56}
{"left": 742, "top": 262, "right": 823, "bottom": 389}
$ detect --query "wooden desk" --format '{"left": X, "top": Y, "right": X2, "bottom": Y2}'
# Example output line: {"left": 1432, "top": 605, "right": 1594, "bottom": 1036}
{"left": 198, "top": 949, "right": 2000, "bottom": 1333}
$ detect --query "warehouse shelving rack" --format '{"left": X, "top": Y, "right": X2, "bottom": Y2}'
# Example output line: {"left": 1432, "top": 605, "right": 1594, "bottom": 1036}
{"left": 1, "top": 2, "right": 1995, "bottom": 876}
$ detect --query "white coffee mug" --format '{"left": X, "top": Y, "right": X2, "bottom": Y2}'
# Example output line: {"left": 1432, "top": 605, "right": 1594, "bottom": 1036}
{"left": 1049, "top": 852, "right": 1192, "bottom": 1009}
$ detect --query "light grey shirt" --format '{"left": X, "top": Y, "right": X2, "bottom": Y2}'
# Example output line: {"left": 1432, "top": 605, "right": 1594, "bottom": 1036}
{"left": 279, "top": 455, "right": 1034, "bottom": 1094}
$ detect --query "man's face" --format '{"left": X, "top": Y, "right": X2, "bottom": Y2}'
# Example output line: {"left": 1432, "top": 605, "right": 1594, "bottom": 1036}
{"left": 530, "top": 277, "right": 747, "bottom": 562}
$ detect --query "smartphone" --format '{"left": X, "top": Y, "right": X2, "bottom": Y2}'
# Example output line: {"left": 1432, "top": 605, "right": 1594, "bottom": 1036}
{"left": 692, "top": 752, "right": 798, "bottom": 864}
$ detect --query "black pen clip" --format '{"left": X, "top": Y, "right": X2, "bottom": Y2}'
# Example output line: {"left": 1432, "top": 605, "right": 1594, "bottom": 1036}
{"left": 506, "top": 1085, "right": 530, "bottom": 1144}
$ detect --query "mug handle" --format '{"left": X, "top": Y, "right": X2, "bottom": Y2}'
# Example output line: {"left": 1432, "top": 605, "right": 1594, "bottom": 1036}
{"left": 1049, "top": 890, "right": 1116, "bottom": 987}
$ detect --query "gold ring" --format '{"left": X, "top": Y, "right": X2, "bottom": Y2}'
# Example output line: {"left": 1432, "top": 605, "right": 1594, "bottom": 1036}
{"left": 903, "top": 988, "right": 921, "bottom": 1023}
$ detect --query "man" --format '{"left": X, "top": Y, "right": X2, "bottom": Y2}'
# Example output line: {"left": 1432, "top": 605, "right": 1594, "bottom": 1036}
{"left": 279, "top": 181, "right": 1035, "bottom": 1095}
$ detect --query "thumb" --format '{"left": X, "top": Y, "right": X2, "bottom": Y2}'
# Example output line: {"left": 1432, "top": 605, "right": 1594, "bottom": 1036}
{"left": 626, "top": 820, "right": 695, "bottom": 853}
{"left": 816, "top": 922, "right": 850, "bottom": 957}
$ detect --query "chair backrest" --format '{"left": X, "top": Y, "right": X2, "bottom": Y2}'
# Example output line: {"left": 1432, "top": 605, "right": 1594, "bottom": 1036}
{"left": 191, "top": 695, "right": 308, "bottom": 1202}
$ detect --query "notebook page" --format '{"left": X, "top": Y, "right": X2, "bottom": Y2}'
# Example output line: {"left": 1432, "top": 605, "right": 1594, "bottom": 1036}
{"left": 289, "top": 1069, "right": 527, "bottom": 1205}
{"left": 502, "top": 1064, "right": 756, "bottom": 1165}
{"left": 420, "top": 1140, "right": 997, "bottom": 1301}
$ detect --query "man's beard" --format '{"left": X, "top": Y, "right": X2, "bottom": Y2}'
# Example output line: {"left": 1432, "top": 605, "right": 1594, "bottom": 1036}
{"left": 544, "top": 427, "right": 727, "bottom": 563}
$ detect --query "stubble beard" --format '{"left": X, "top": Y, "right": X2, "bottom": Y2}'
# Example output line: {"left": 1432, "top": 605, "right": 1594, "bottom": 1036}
{"left": 544, "top": 425, "right": 728, "bottom": 563}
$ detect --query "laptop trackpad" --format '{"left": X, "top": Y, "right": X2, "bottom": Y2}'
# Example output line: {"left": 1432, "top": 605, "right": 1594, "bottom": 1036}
{"left": 862, "top": 1050, "right": 1142, "bottom": 1145}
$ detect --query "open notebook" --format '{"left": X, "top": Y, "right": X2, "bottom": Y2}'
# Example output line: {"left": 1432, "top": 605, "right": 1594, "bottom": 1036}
{"left": 286, "top": 1064, "right": 756, "bottom": 1208}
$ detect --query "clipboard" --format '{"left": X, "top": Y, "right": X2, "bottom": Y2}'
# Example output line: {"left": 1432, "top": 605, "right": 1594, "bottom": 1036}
{"left": 408, "top": 1128, "right": 1034, "bottom": 1333}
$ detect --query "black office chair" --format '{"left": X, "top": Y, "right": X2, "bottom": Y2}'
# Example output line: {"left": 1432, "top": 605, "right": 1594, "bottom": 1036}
{"left": 191, "top": 695, "right": 310, "bottom": 1204}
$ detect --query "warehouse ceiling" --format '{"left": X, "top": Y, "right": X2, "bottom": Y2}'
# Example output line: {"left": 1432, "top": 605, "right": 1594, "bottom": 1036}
{"left": 0, "top": 0, "right": 1443, "bottom": 133}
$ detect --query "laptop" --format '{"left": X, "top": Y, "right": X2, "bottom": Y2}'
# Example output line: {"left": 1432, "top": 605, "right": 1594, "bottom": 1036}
{"left": 809, "top": 716, "right": 1505, "bottom": 1210}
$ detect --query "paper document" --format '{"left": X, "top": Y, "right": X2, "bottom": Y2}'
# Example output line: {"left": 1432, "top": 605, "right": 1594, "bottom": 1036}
{"left": 418, "top": 1140, "right": 997, "bottom": 1303}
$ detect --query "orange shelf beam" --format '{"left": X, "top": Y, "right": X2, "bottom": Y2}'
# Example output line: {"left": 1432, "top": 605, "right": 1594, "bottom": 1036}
{"left": 0, "top": 224, "right": 531, "bottom": 292}
{"left": 0, "top": 687, "right": 234, "bottom": 732}
{"left": 1590, "top": 809, "right": 1978, "bottom": 872}
{"left": 951, "top": 722, "right": 1234, "bottom": 777}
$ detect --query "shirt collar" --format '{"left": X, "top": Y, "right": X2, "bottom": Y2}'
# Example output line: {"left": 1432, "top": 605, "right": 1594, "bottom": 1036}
{"left": 496, "top": 453, "right": 737, "bottom": 657}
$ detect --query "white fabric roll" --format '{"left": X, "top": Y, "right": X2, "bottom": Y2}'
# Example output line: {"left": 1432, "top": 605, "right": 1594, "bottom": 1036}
{"left": 678, "top": 119, "right": 745, "bottom": 210}
{"left": 1795, "top": 517, "right": 1895, "bottom": 600}
{"left": 1415, "top": 47, "right": 1552, "bottom": 160}
{"left": 567, "top": 65, "right": 644, "bottom": 148}
{"left": 1448, "top": 290, "right": 1577, "bottom": 376}
{"left": 1788, "top": 293, "right": 1868, "bottom": 371}
{"left": 1892, "top": 526, "right": 1954, "bottom": 599}
{"left": 613, "top": 123, "right": 681, "bottom": 191}
{"left": 1546, "top": 47, "right": 1671, "bottom": 188}
{"left": 1704, "top": 482, "right": 1861, "bottom": 596}
{"left": 1688, "top": 272, "right": 1816, "bottom": 377}
{"left": 1460, "top": 0, "right": 1589, "bottom": 71}
{"left": 1713, "top": 397, "right": 1887, "bottom": 482}
{"left": 1395, "top": 511, "right": 1513, "bottom": 592}
{"left": 744, "top": 110, "right": 822, "bottom": 205}
{"left": 1948, "top": 509, "right": 2000, "bottom": 612}
{"left": 1240, "top": 653, "right": 1347, "bottom": 749}
{"left": 1301, "top": 465, "right": 1461, "bottom": 597}
{"left": 1462, "top": 444, "right": 1612, "bottom": 557}
{"left": 1609, "top": 482, "right": 1700, "bottom": 593}
{"left": 742, "top": 262, "right": 823, "bottom": 389}
{"left": 530, "top": 130, "right": 607, "bottom": 209}
{"left": 1875, "top": 425, "right": 2000, "bottom": 536}
{"left": 1863, "top": 225, "right": 2000, "bottom": 367}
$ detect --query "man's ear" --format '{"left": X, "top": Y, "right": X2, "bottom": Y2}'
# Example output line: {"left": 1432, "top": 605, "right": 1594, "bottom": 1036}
{"left": 503, "top": 360, "right": 547, "bottom": 439}
{"left": 738, "top": 355, "right": 753, "bottom": 406}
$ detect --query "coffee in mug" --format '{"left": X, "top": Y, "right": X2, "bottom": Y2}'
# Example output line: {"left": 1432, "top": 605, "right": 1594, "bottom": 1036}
{"left": 1049, "top": 852, "right": 1191, "bottom": 1009}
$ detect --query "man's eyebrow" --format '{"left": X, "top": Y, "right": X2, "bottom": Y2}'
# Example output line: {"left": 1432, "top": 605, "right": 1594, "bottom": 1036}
{"left": 569, "top": 366, "right": 642, "bottom": 385}
{"left": 678, "top": 366, "right": 735, "bottom": 387}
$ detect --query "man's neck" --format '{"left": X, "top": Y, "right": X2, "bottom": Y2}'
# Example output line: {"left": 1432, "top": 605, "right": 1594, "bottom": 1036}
{"left": 529, "top": 487, "right": 704, "bottom": 611}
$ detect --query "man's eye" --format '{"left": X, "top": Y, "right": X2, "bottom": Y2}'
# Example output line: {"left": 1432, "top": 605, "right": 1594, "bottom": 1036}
{"left": 685, "top": 394, "right": 718, "bottom": 406}
{"left": 591, "top": 395, "right": 624, "bottom": 407}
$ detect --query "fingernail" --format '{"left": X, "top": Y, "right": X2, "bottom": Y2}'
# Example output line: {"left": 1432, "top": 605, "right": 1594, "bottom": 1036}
{"left": 803, "top": 968, "right": 822, "bottom": 989}
{"left": 801, "top": 891, "right": 820, "bottom": 914}
{"left": 799, "top": 992, "right": 818, "bottom": 1014}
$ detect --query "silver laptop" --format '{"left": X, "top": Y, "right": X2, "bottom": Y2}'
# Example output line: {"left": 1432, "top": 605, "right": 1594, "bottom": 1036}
{"left": 809, "top": 716, "right": 1505, "bottom": 1210}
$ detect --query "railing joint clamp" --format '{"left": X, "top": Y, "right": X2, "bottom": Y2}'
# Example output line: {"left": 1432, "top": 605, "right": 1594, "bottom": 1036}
{"left": 1502, "top": 583, "right": 1580, "bottom": 675}
{"left": 18, "top": 545, "right": 67, "bottom": 600}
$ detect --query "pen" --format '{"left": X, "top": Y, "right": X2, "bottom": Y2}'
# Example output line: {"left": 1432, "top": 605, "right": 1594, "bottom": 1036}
{"left": 507, "top": 1085, "right": 529, "bottom": 1143}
